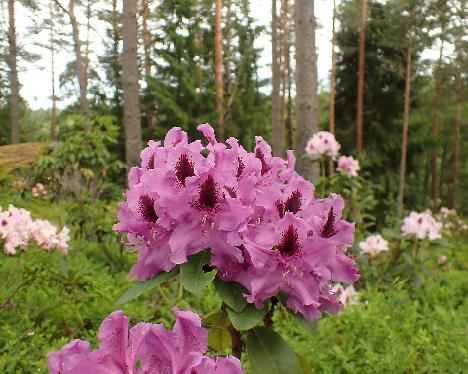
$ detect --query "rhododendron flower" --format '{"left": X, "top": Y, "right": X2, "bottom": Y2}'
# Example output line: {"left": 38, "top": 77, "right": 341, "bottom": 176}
{"left": 48, "top": 308, "right": 243, "bottom": 374}
{"left": 438, "top": 255, "right": 447, "bottom": 265}
{"left": 305, "top": 131, "right": 341, "bottom": 159}
{"left": 337, "top": 155, "right": 360, "bottom": 177}
{"left": 359, "top": 234, "right": 389, "bottom": 258}
{"left": 0, "top": 205, "right": 70, "bottom": 255}
{"left": 115, "top": 125, "right": 359, "bottom": 320}
{"left": 401, "top": 211, "right": 442, "bottom": 240}
{"left": 332, "top": 284, "right": 358, "bottom": 305}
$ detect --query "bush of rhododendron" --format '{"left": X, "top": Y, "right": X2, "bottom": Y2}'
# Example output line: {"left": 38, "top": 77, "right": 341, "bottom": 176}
{"left": 0, "top": 205, "right": 69, "bottom": 255}
{"left": 50, "top": 125, "right": 360, "bottom": 373}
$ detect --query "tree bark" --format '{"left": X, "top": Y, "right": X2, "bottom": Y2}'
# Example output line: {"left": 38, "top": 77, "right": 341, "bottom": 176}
{"left": 279, "top": 0, "right": 289, "bottom": 148}
{"left": 122, "top": 0, "right": 142, "bottom": 168}
{"left": 8, "top": 0, "right": 20, "bottom": 144}
{"left": 271, "top": 0, "right": 283, "bottom": 156}
{"left": 142, "top": 0, "right": 154, "bottom": 128}
{"left": 328, "top": 0, "right": 337, "bottom": 174}
{"left": 356, "top": 0, "right": 367, "bottom": 151}
{"left": 430, "top": 38, "right": 444, "bottom": 204}
{"left": 225, "top": 0, "right": 232, "bottom": 101}
{"left": 397, "top": 31, "right": 413, "bottom": 217}
{"left": 215, "top": 0, "right": 224, "bottom": 141}
{"left": 294, "top": 0, "right": 319, "bottom": 181}
{"left": 49, "top": 1, "right": 57, "bottom": 141}
{"left": 54, "top": 0, "right": 91, "bottom": 129}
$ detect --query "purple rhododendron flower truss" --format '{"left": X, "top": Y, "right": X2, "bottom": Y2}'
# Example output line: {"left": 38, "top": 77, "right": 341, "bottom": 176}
{"left": 48, "top": 308, "right": 243, "bottom": 374}
{"left": 114, "top": 124, "right": 359, "bottom": 320}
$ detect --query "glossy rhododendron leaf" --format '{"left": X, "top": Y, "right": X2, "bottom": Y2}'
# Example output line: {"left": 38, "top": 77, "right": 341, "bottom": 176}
{"left": 247, "top": 327, "right": 301, "bottom": 374}
{"left": 214, "top": 279, "right": 248, "bottom": 313}
{"left": 226, "top": 303, "right": 269, "bottom": 331}
{"left": 180, "top": 250, "right": 217, "bottom": 293}
{"left": 116, "top": 267, "right": 179, "bottom": 305}
{"left": 204, "top": 310, "right": 231, "bottom": 352}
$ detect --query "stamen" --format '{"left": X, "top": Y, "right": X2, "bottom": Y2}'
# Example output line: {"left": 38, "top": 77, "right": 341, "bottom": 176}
{"left": 175, "top": 153, "right": 195, "bottom": 186}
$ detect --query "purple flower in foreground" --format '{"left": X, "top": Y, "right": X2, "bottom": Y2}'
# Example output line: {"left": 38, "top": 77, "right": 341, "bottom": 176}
{"left": 48, "top": 308, "right": 243, "bottom": 374}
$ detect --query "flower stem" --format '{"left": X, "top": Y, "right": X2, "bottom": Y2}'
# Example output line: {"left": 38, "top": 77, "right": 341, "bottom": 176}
{"left": 228, "top": 325, "right": 242, "bottom": 359}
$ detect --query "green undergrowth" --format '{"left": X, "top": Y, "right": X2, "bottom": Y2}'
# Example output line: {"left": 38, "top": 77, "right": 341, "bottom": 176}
{"left": 0, "top": 189, "right": 467, "bottom": 373}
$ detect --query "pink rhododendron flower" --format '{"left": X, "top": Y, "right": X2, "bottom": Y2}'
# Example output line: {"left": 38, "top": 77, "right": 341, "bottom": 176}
{"left": 359, "top": 234, "right": 389, "bottom": 258}
{"left": 0, "top": 205, "right": 70, "bottom": 255}
{"left": 337, "top": 155, "right": 360, "bottom": 177}
{"left": 332, "top": 284, "right": 358, "bottom": 305}
{"left": 115, "top": 125, "right": 359, "bottom": 320}
{"left": 401, "top": 211, "right": 442, "bottom": 240}
{"left": 305, "top": 131, "right": 341, "bottom": 159}
{"left": 48, "top": 308, "right": 243, "bottom": 374}
{"left": 438, "top": 255, "right": 447, "bottom": 265}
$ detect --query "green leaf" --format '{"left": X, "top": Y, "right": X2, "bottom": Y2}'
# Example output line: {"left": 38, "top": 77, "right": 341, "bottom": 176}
{"left": 226, "top": 303, "right": 268, "bottom": 331}
{"left": 205, "top": 311, "right": 231, "bottom": 352}
{"left": 116, "top": 267, "right": 179, "bottom": 305}
{"left": 180, "top": 250, "right": 217, "bottom": 293}
{"left": 247, "top": 327, "right": 302, "bottom": 374}
{"left": 214, "top": 279, "right": 248, "bottom": 312}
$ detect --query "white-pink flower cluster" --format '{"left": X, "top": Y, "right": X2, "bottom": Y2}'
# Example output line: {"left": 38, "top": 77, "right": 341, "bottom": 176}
{"left": 401, "top": 211, "right": 442, "bottom": 240}
{"left": 435, "top": 207, "right": 467, "bottom": 232}
{"left": 32, "top": 183, "right": 48, "bottom": 199}
{"left": 0, "top": 205, "right": 70, "bottom": 255}
{"left": 359, "top": 234, "right": 389, "bottom": 257}
{"left": 337, "top": 155, "right": 360, "bottom": 177}
{"left": 305, "top": 131, "right": 341, "bottom": 159}
{"left": 332, "top": 284, "right": 358, "bottom": 306}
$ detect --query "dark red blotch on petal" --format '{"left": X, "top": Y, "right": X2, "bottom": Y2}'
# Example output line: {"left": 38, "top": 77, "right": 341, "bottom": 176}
{"left": 321, "top": 207, "right": 337, "bottom": 238}
{"left": 276, "top": 225, "right": 300, "bottom": 256}
{"left": 138, "top": 195, "right": 158, "bottom": 223}
{"left": 255, "top": 149, "right": 271, "bottom": 175}
{"left": 175, "top": 154, "right": 195, "bottom": 186}
{"left": 198, "top": 175, "right": 219, "bottom": 211}
{"left": 284, "top": 190, "right": 302, "bottom": 214}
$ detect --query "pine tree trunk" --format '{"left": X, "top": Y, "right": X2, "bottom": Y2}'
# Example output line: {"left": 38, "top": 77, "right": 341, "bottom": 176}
{"left": 111, "top": 0, "right": 122, "bottom": 122}
{"left": 397, "top": 31, "right": 413, "bottom": 217}
{"left": 279, "top": 0, "right": 289, "bottom": 147}
{"left": 328, "top": 0, "right": 337, "bottom": 175}
{"left": 8, "top": 0, "right": 20, "bottom": 144}
{"left": 142, "top": 0, "right": 154, "bottom": 128}
{"left": 122, "top": 0, "right": 142, "bottom": 168}
{"left": 430, "top": 39, "right": 444, "bottom": 204}
{"left": 225, "top": 0, "right": 232, "bottom": 100}
{"left": 271, "top": 0, "right": 283, "bottom": 156}
{"left": 284, "top": 0, "right": 293, "bottom": 150}
{"left": 50, "top": 1, "right": 57, "bottom": 141}
{"left": 356, "top": 0, "right": 367, "bottom": 151}
{"left": 449, "top": 39, "right": 462, "bottom": 208}
{"left": 214, "top": 0, "right": 224, "bottom": 141}
{"left": 294, "top": 0, "right": 319, "bottom": 181}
